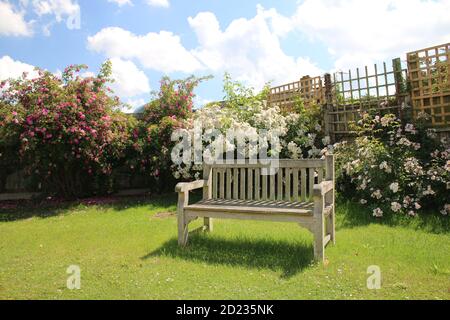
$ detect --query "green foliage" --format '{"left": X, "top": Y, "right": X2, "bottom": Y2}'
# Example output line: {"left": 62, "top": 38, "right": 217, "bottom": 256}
{"left": 222, "top": 72, "right": 271, "bottom": 121}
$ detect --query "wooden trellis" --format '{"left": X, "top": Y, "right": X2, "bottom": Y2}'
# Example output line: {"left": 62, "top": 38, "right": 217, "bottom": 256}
{"left": 407, "top": 43, "right": 450, "bottom": 129}
{"left": 268, "top": 76, "right": 325, "bottom": 110}
{"left": 330, "top": 59, "right": 408, "bottom": 137}
{"left": 268, "top": 42, "right": 450, "bottom": 142}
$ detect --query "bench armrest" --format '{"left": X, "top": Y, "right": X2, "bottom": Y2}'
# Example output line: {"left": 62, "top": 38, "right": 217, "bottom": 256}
{"left": 175, "top": 180, "right": 207, "bottom": 193}
{"left": 313, "top": 180, "right": 334, "bottom": 197}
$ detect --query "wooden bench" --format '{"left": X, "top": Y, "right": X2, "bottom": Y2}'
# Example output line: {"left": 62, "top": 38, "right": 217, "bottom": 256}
{"left": 175, "top": 156, "right": 336, "bottom": 262}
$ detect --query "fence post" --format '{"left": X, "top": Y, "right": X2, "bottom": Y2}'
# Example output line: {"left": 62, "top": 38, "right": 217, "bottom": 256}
{"left": 392, "top": 57, "right": 405, "bottom": 121}
{"left": 323, "top": 73, "right": 334, "bottom": 143}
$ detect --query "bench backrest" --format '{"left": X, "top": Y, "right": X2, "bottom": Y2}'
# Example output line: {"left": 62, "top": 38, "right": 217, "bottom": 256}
{"left": 203, "top": 156, "right": 334, "bottom": 202}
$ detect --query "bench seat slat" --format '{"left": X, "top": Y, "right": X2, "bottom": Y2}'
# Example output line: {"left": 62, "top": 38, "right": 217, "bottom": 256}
{"left": 186, "top": 199, "right": 314, "bottom": 216}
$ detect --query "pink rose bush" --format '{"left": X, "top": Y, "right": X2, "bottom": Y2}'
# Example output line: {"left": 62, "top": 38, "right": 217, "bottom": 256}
{"left": 0, "top": 62, "right": 134, "bottom": 197}
{"left": 123, "top": 76, "right": 207, "bottom": 193}
{"left": 335, "top": 112, "right": 449, "bottom": 217}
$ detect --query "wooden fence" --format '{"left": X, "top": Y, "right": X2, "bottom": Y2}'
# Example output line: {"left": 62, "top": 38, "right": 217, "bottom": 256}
{"left": 269, "top": 42, "right": 450, "bottom": 141}
{"left": 407, "top": 43, "right": 450, "bottom": 129}
{"left": 328, "top": 58, "right": 409, "bottom": 140}
{"left": 268, "top": 75, "right": 325, "bottom": 111}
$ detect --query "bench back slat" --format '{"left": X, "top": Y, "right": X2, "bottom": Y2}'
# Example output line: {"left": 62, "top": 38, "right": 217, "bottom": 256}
{"left": 285, "top": 168, "right": 291, "bottom": 201}
{"left": 292, "top": 169, "right": 299, "bottom": 201}
{"left": 226, "top": 168, "right": 232, "bottom": 200}
{"left": 208, "top": 158, "right": 331, "bottom": 202}
{"left": 301, "top": 169, "right": 307, "bottom": 202}
{"left": 233, "top": 168, "right": 239, "bottom": 199}
{"left": 255, "top": 168, "right": 260, "bottom": 201}
{"left": 262, "top": 174, "right": 268, "bottom": 200}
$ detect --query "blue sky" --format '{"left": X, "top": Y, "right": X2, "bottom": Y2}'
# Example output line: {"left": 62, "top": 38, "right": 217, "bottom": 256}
{"left": 1, "top": 0, "right": 449, "bottom": 111}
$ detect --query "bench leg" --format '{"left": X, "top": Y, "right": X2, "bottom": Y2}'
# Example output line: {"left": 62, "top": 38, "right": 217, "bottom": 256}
{"left": 313, "top": 218, "right": 325, "bottom": 262}
{"left": 327, "top": 208, "right": 336, "bottom": 245}
{"left": 177, "top": 192, "right": 189, "bottom": 247}
{"left": 313, "top": 196, "right": 326, "bottom": 263}
{"left": 325, "top": 190, "right": 336, "bottom": 245}
{"left": 178, "top": 213, "right": 189, "bottom": 246}
{"left": 203, "top": 217, "right": 213, "bottom": 232}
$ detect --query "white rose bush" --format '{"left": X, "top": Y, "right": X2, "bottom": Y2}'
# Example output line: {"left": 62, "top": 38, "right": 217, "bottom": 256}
{"left": 171, "top": 75, "right": 448, "bottom": 219}
{"left": 171, "top": 77, "right": 328, "bottom": 182}
{"left": 335, "top": 112, "right": 449, "bottom": 218}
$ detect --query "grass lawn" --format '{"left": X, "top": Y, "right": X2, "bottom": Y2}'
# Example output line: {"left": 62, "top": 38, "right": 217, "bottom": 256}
{"left": 0, "top": 193, "right": 449, "bottom": 300}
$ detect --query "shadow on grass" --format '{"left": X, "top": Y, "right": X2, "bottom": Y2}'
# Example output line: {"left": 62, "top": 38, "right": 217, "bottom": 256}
{"left": 144, "top": 231, "right": 314, "bottom": 279}
{"left": 337, "top": 200, "right": 450, "bottom": 234}
{"left": 0, "top": 193, "right": 179, "bottom": 222}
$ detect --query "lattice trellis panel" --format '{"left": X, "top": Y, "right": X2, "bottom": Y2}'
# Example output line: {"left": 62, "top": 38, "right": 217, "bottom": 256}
{"left": 268, "top": 76, "right": 325, "bottom": 110}
{"left": 330, "top": 60, "right": 408, "bottom": 136}
{"left": 407, "top": 43, "right": 450, "bottom": 129}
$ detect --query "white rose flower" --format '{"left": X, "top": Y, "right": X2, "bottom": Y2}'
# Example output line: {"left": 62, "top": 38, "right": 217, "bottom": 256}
{"left": 322, "top": 136, "right": 331, "bottom": 145}
{"left": 373, "top": 208, "right": 383, "bottom": 217}
{"left": 389, "top": 183, "right": 399, "bottom": 193}
{"left": 371, "top": 190, "right": 382, "bottom": 199}
{"left": 391, "top": 202, "right": 402, "bottom": 213}
{"left": 423, "top": 185, "right": 436, "bottom": 196}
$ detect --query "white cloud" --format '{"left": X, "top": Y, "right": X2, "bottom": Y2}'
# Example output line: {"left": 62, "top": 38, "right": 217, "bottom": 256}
{"left": 87, "top": 6, "right": 322, "bottom": 89}
{"left": 109, "top": 58, "right": 150, "bottom": 98}
{"left": 0, "top": 56, "right": 149, "bottom": 107}
{"left": 87, "top": 27, "right": 202, "bottom": 73}
{"left": 255, "top": 4, "right": 293, "bottom": 37}
{"left": 292, "top": 0, "right": 450, "bottom": 70}
{"left": 125, "top": 97, "right": 146, "bottom": 110}
{"left": 194, "top": 96, "right": 213, "bottom": 109}
{"left": 0, "top": 56, "right": 38, "bottom": 80}
{"left": 81, "top": 71, "right": 96, "bottom": 78}
{"left": 32, "top": 0, "right": 81, "bottom": 33}
{"left": 32, "top": 0, "right": 80, "bottom": 21}
{"left": 0, "top": 1, "right": 33, "bottom": 37}
{"left": 146, "top": 0, "right": 169, "bottom": 8}
{"left": 188, "top": 9, "right": 322, "bottom": 89}
{"left": 107, "top": 0, "right": 132, "bottom": 7}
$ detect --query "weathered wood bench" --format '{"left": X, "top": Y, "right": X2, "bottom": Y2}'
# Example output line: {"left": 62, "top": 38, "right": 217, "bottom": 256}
{"left": 175, "top": 156, "right": 336, "bottom": 262}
